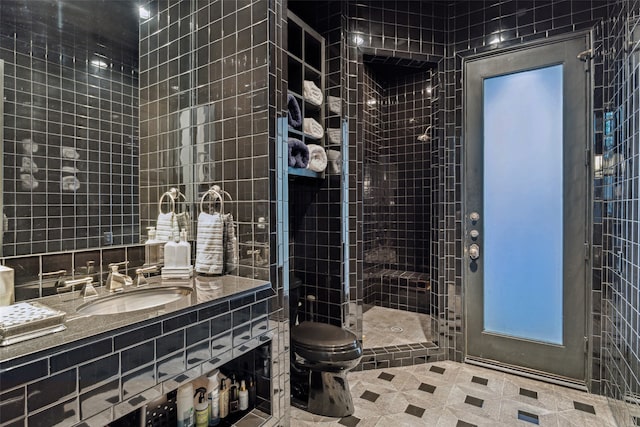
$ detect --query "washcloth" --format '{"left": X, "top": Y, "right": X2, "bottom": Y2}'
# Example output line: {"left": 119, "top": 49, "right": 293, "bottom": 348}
{"left": 326, "top": 149, "right": 342, "bottom": 174}
{"left": 223, "top": 213, "right": 239, "bottom": 274}
{"left": 327, "top": 95, "right": 341, "bottom": 115}
{"left": 327, "top": 128, "right": 341, "bottom": 144}
{"left": 195, "top": 211, "right": 224, "bottom": 274}
{"left": 306, "top": 144, "right": 327, "bottom": 173}
{"left": 156, "top": 212, "right": 179, "bottom": 242}
{"left": 303, "top": 80, "right": 323, "bottom": 106}
{"left": 287, "top": 93, "right": 302, "bottom": 128}
{"left": 288, "top": 138, "right": 309, "bottom": 168}
{"left": 303, "top": 117, "right": 324, "bottom": 139}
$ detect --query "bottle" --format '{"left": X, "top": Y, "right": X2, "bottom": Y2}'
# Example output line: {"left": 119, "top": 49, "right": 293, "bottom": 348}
{"left": 248, "top": 376, "right": 256, "bottom": 408}
{"left": 207, "top": 371, "right": 220, "bottom": 426}
{"left": 164, "top": 230, "right": 179, "bottom": 268}
{"left": 238, "top": 380, "right": 248, "bottom": 411}
{"left": 229, "top": 374, "right": 239, "bottom": 413}
{"left": 219, "top": 379, "right": 229, "bottom": 419}
{"left": 176, "top": 383, "right": 194, "bottom": 427}
{"left": 194, "top": 387, "right": 208, "bottom": 427}
{"left": 177, "top": 228, "right": 191, "bottom": 267}
{"left": 144, "top": 226, "right": 164, "bottom": 266}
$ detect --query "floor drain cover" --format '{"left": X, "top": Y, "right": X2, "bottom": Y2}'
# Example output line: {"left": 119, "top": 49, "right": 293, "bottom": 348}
{"left": 390, "top": 326, "right": 404, "bottom": 333}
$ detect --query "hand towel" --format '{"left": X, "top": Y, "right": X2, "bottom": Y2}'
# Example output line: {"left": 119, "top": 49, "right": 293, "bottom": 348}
{"left": 156, "top": 212, "right": 179, "bottom": 242}
{"left": 288, "top": 138, "right": 309, "bottom": 168}
{"left": 195, "top": 212, "right": 224, "bottom": 274}
{"left": 303, "top": 118, "right": 324, "bottom": 139}
{"left": 327, "top": 128, "right": 341, "bottom": 144}
{"left": 326, "top": 149, "right": 342, "bottom": 174}
{"left": 327, "top": 95, "right": 341, "bottom": 115}
{"left": 306, "top": 144, "right": 327, "bottom": 173}
{"left": 223, "top": 213, "right": 239, "bottom": 274}
{"left": 303, "top": 80, "right": 323, "bottom": 106}
{"left": 287, "top": 93, "right": 302, "bottom": 128}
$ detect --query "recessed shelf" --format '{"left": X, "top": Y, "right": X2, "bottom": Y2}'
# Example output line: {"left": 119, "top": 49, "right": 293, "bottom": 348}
{"left": 288, "top": 167, "right": 324, "bottom": 179}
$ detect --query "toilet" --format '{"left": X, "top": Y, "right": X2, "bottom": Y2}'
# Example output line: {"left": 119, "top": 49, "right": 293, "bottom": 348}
{"left": 289, "top": 278, "right": 362, "bottom": 417}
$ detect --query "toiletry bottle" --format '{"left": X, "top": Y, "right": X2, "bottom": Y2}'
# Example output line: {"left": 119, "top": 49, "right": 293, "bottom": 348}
{"left": 248, "top": 376, "right": 256, "bottom": 408}
{"left": 229, "top": 374, "right": 239, "bottom": 413}
{"left": 164, "top": 230, "right": 179, "bottom": 268}
{"left": 219, "top": 379, "right": 229, "bottom": 419}
{"left": 145, "top": 226, "right": 164, "bottom": 266}
{"left": 177, "top": 228, "right": 191, "bottom": 267}
{"left": 194, "top": 387, "right": 209, "bottom": 427}
{"left": 207, "top": 370, "right": 220, "bottom": 426}
{"left": 176, "top": 383, "right": 194, "bottom": 427}
{"left": 238, "top": 380, "right": 248, "bottom": 411}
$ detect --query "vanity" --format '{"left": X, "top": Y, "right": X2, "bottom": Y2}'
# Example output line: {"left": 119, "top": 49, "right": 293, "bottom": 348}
{"left": 0, "top": 275, "right": 275, "bottom": 427}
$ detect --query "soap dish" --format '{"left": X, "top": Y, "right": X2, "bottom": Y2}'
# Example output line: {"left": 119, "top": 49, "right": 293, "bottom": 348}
{"left": 0, "top": 302, "right": 67, "bottom": 346}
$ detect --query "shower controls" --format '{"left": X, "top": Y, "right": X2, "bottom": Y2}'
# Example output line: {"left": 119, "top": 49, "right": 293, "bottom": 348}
{"left": 470, "top": 229, "right": 480, "bottom": 239}
{"left": 470, "top": 212, "right": 480, "bottom": 222}
{"left": 469, "top": 244, "right": 480, "bottom": 260}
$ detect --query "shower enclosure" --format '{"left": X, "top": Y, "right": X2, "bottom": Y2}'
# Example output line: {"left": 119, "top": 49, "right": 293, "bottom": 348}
{"left": 360, "top": 57, "right": 435, "bottom": 350}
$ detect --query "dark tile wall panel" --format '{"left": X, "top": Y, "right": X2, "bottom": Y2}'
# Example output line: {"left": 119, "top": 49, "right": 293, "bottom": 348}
{"left": 602, "top": 0, "right": 640, "bottom": 423}
{"left": 0, "top": 287, "right": 275, "bottom": 425}
{"left": 0, "top": 0, "right": 140, "bottom": 256}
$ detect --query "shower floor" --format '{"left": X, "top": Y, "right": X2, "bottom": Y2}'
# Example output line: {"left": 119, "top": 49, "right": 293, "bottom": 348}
{"left": 362, "top": 305, "right": 432, "bottom": 348}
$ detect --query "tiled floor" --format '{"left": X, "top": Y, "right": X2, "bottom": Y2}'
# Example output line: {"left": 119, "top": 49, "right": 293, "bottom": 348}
{"left": 362, "top": 306, "right": 432, "bottom": 348}
{"left": 291, "top": 361, "right": 621, "bottom": 426}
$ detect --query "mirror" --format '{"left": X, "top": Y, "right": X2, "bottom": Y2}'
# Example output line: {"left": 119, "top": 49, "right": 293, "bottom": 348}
{"left": 0, "top": 0, "right": 140, "bottom": 257}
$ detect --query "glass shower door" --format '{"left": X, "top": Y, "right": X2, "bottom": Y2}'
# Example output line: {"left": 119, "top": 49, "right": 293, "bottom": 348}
{"left": 464, "top": 36, "right": 589, "bottom": 382}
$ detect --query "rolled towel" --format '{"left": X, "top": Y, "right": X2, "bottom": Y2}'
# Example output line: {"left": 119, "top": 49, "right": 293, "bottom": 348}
{"left": 327, "top": 95, "right": 341, "bottom": 115}
{"left": 288, "top": 138, "right": 309, "bottom": 168}
{"left": 195, "top": 211, "right": 224, "bottom": 274}
{"left": 327, "top": 128, "right": 341, "bottom": 144}
{"left": 326, "top": 149, "right": 342, "bottom": 174}
{"left": 287, "top": 93, "right": 302, "bottom": 128}
{"left": 303, "top": 80, "right": 323, "bottom": 106}
{"left": 306, "top": 144, "right": 327, "bottom": 173}
{"left": 303, "top": 117, "right": 324, "bottom": 139}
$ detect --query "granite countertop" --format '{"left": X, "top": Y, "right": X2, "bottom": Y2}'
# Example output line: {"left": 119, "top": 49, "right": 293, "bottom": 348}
{"left": 0, "top": 274, "right": 270, "bottom": 363}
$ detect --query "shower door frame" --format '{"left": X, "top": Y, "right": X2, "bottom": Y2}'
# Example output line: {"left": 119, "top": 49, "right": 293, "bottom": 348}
{"left": 463, "top": 34, "right": 592, "bottom": 386}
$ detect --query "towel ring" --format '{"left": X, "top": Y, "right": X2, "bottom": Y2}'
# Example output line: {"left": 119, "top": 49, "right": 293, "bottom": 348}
{"left": 169, "top": 187, "right": 189, "bottom": 213}
{"left": 199, "top": 188, "right": 224, "bottom": 214}
{"left": 212, "top": 185, "right": 233, "bottom": 203}
{"left": 158, "top": 190, "right": 177, "bottom": 215}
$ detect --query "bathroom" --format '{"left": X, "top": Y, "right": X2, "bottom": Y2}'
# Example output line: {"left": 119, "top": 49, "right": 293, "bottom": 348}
{"left": 0, "top": 0, "right": 638, "bottom": 426}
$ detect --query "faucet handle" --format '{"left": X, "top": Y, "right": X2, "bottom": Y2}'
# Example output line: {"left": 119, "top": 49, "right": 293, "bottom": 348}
{"left": 40, "top": 269, "right": 67, "bottom": 279}
{"left": 108, "top": 261, "right": 129, "bottom": 271}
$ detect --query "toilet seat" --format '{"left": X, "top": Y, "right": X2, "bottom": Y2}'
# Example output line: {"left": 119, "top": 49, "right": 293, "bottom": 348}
{"left": 291, "top": 322, "right": 362, "bottom": 367}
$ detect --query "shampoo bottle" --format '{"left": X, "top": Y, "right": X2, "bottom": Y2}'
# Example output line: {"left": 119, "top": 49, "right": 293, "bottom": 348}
{"left": 239, "top": 380, "right": 249, "bottom": 411}
{"left": 176, "top": 383, "right": 194, "bottom": 427}
{"left": 229, "top": 374, "right": 239, "bottom": 413}
{"left": 177, "top": 228, "right": 191, "bottom": 267}
{"left": 219, "top": 379, "right": 229, "bottom": 419}
{"left": 194, "top": 387, "right": 208, "bottom": 427}
{"left": 248, "top": 376, "right": 256, "bottom": 407}
{"left": 207, "top": 370, "right": 220, "bottom": 426}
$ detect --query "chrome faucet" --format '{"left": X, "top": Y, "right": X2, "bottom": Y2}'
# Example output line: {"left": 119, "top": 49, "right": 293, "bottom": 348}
{"left": 56, "top": 277, "right": 98, "bottom": 299}
{"left": 132, "top": 265, "right": 159, "bottom": 287}
{"left": 105, "top": 262, "right": 132, "bottom": 292}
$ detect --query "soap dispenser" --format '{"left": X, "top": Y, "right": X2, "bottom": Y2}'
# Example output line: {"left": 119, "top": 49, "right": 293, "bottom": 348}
{"left": 144, "top": 226, "right": 164, "bottom": 266}
{"left": 177, "top": 228, "right": 191, "bottom": 267}
{"left": 164, "top": 231, "right": 179, "bottom": 268}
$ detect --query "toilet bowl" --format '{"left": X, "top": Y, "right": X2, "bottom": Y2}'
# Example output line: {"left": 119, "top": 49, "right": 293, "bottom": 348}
{"left": 290, "top": 321, "right": 362, "bottom": 417}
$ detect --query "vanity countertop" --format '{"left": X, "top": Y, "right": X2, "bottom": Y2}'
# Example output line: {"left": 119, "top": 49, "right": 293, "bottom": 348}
{"left": 0, "top": 274, "right": 271, "bottom": 364}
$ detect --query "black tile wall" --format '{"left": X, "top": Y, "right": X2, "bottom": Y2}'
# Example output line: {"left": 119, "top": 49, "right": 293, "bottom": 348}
{"left": 601, "top": 0, "right": 640, "bottom": 423}
{"left": 0, "top": 0, "right": 140, "bottom": 256}
{"left": 0, "top": 286, "right": 274, "bottom": 425}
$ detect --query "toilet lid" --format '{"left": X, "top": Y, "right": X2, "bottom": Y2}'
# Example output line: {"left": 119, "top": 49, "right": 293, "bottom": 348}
{"left": 291, "top": 321, "right": 360, "bottom": 351}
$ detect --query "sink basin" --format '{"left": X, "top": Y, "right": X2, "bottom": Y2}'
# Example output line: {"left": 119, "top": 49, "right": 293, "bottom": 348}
{"left": 76, "top": 286, "right": 192, "bottom": 315}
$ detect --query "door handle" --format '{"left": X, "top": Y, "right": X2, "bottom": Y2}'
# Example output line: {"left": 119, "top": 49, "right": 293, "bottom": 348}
{"left": 469, "top": 244, "right": 480, "bottom": 260}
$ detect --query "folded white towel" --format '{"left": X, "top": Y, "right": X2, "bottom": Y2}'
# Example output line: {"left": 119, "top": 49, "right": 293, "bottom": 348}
{"left": 223, "top": 213, "right": 239, "bottom": 274}
{"left": 306, "top": 144, "right": 327, "bottom": 173}
{"left": 326, "top": 149, "right": 342, "bottom": 174}
{"left": 156, "top": 212, "right": 179, "bottom": 242}
{"left": 303, "top": 80, "right": 323, "bottom": 106}
{"left": 327, "top": 128, "right": 341, "bottom": 144}
{"left": 195, "top": 212, "right": 224, "bottom": 274}
{"left": 327, "top": 95, "right": 341, "bottom": 115}
{"left": 303, "top": 118, "right": 324, "bottom": 139}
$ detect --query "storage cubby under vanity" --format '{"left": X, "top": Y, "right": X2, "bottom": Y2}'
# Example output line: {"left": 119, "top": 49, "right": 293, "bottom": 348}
{"left": 0, "top": 276, "right": 275, "bottom": 427}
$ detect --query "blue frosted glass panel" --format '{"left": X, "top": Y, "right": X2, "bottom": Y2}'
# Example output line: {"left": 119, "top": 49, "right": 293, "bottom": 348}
{"left": 483, "top": 65, "right": 563, "bottom": 345}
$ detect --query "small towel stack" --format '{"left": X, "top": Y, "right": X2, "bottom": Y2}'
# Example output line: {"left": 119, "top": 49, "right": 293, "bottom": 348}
{"left": 195, "top": 212, "right": 224, "bottom": 274}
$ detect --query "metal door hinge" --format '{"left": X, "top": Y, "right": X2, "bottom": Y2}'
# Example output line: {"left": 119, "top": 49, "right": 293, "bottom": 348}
{"left": 585, "top": 148, "right": 591, "bottom": 167}
{"left": 584, "top": 243, "right": 590, "bottom": 261}
{"left": 584, "top": 336, "right": 589, "bottom": 354}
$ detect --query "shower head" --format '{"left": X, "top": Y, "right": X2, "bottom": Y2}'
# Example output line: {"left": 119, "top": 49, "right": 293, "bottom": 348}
{"left": 417, "top": 126, "right": 432, "bottom": 142}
